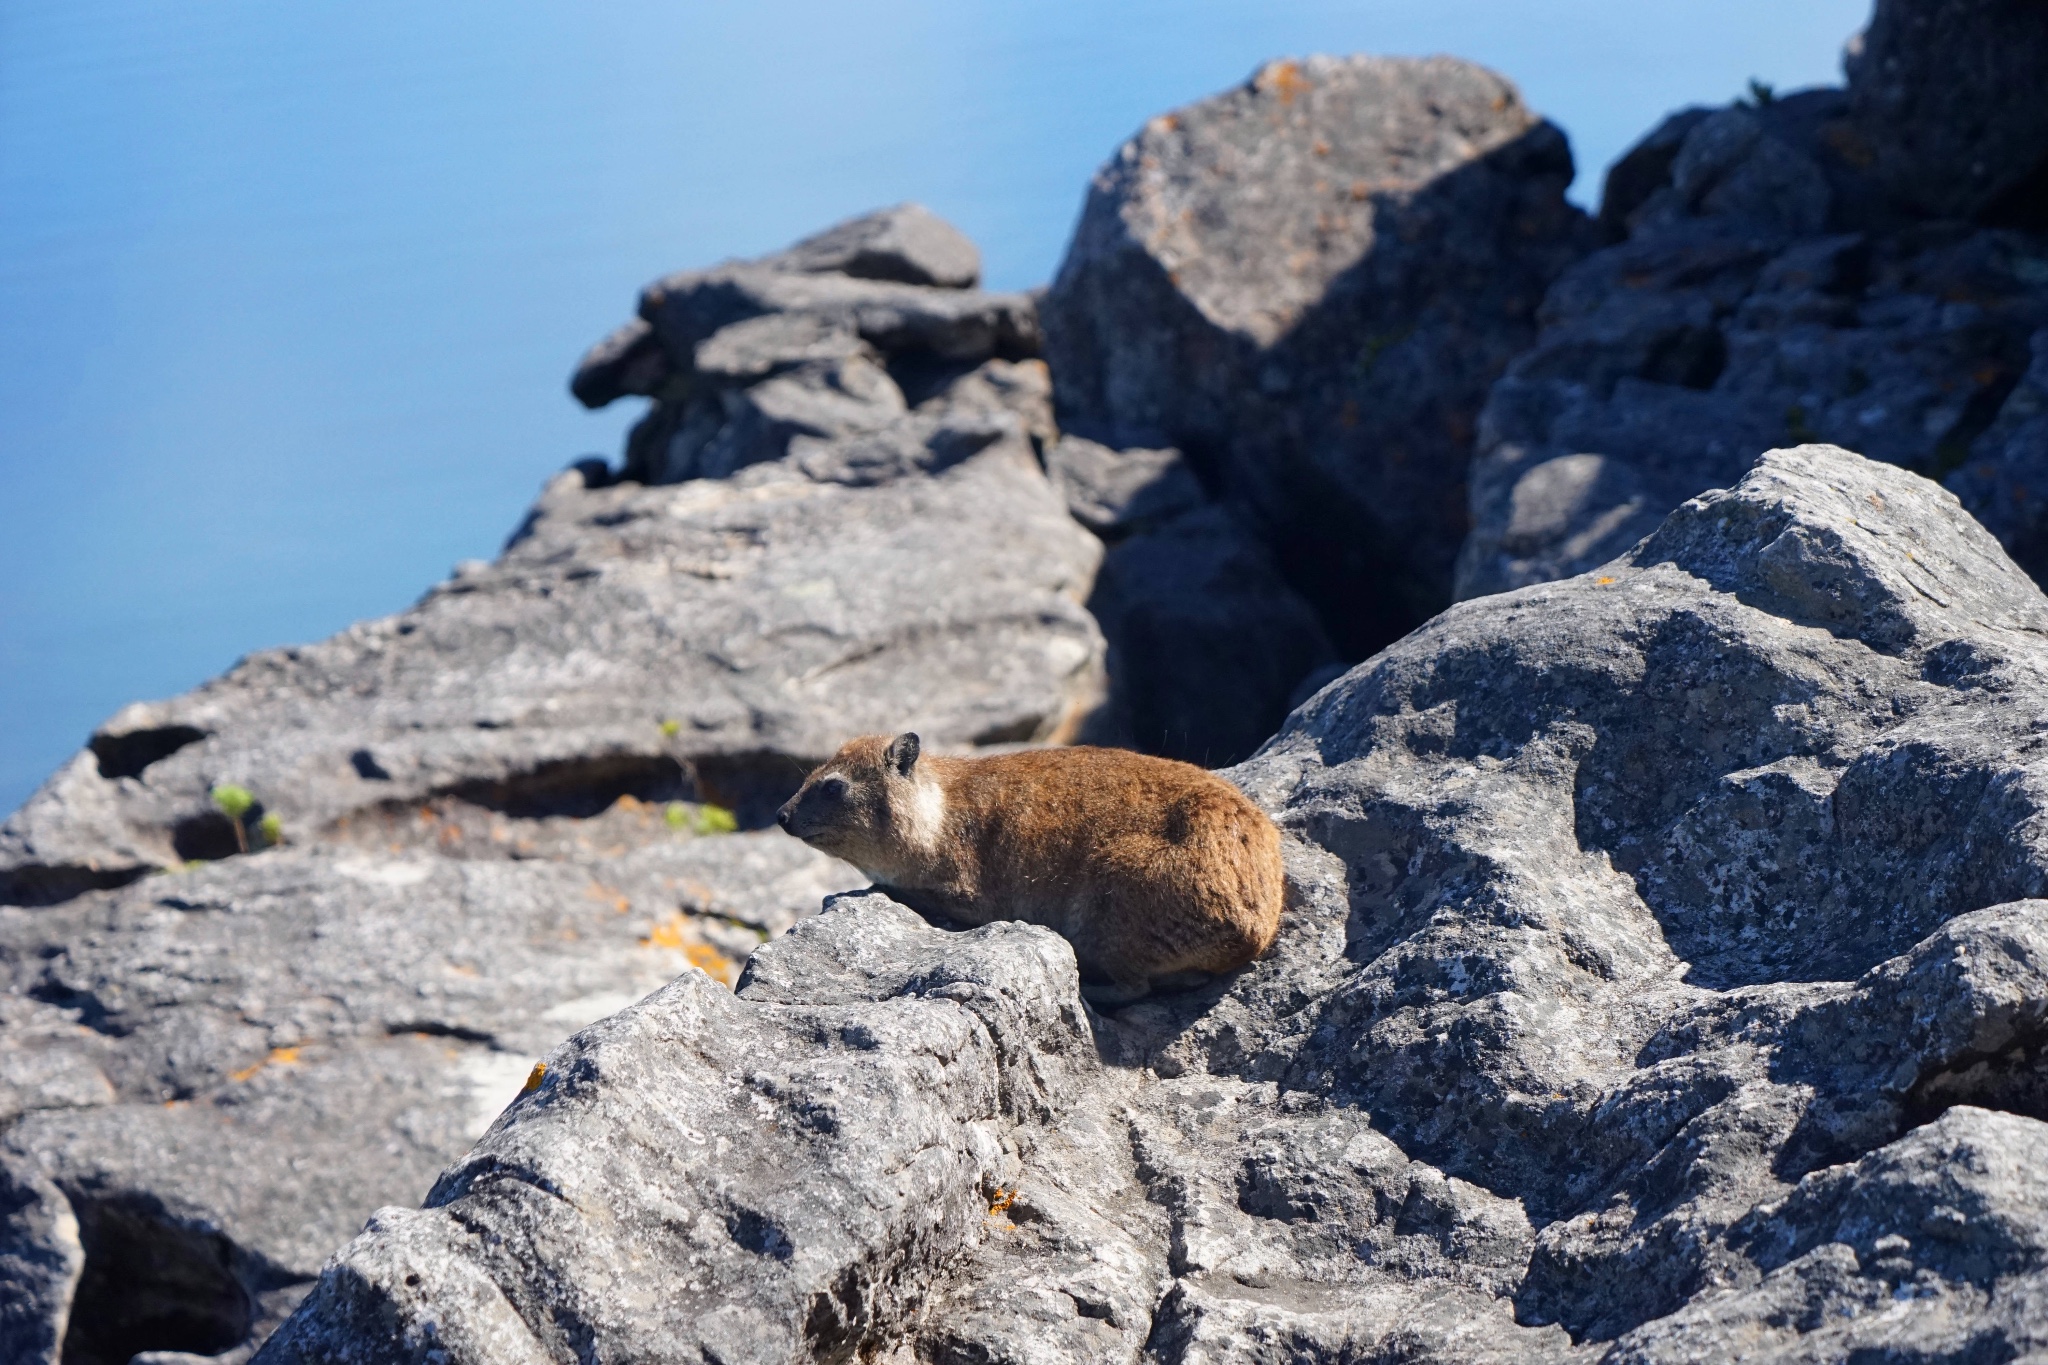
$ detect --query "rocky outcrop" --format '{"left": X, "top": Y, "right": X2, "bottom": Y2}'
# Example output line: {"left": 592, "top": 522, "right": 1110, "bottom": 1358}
{"left": 1457, "top": 20, "right": 2048, "bottom": 602}
{"left": 0, "top": 431, "right": 1104, "bottom": 908}
{"left": 569, "top": 204, "right": 1040, "bottom": 487}
{"left": 0, "top": 209, "right": 1113, "bottom": 1365}
{"left": 15, "top": 11, "right": 2048, "bottom": 1358}
{"left": 257, "top": 895, "right": 1098, "bottom": 1365}
{"left": 235, "top": 445, "right": 2048, "bottom": 1363}
{"left": 1042, "top": 55, "right": 1591, "bottom": 655}
{"left": 0, "top": 830, "right": 865, "bottom": 1364}
{"left": 570, "top": 207, "right": 1338, "bottom": 769}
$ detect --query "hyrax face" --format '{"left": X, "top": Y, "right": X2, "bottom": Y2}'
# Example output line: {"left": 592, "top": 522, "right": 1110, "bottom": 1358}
{"left": 776, "top": 732, "right": 922, "bottom": 868}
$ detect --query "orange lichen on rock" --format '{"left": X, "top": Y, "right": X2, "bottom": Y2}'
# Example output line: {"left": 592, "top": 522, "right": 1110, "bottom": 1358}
{"left": 1255, "top": 59, "right": 1310, "bottom": 104}
{"left": 642, "top": 916, "right": 688, "bottom": 950}
{"left": 684, "top": 942, "right": 735, "bottom": 984}
{"left": 229, "top": 1046, "right": 303, "bottom": 1083}
{"left": 640, "top": 918, "right": 737, "bottom": 984}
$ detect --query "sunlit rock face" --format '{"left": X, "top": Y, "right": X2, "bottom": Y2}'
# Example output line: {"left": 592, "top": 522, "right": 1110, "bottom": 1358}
{"left": 10, "top": 7, "right": 2048, "bottom": 1356}
{"left": 244, "top": 447, "right": 2048, "bottom": 1365}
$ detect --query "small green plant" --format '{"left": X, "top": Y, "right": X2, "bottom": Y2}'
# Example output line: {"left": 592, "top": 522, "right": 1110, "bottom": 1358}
{"left": 1745, "top": 78, "right": 1776, "bottom": 107}
{"left": 258, "top": 812, "right": 285, "bottom": 848}
{"left": 659, "top": 718, "right": 682, "bottom": 739}
{"left": 665, "top": 801, "right": 737, "bottom": 835}
{"left": 211, "top": 784, "right": 255, "bottom": 853}
{"left": 693, "top": 804, "right": 738, "bottom": 836}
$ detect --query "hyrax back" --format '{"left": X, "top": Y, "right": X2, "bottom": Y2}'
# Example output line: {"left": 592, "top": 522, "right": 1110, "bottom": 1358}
{"left": 776, "top": 733, "right": 1284, "bottom": 998}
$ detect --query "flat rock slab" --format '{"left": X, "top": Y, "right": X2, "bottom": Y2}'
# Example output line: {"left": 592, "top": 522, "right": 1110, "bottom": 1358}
{"left": 0, "top": 440, "right": 1104, "bottom": 906}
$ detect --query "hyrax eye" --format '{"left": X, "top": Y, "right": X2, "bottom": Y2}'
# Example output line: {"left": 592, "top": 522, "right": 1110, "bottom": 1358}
{"left": 819, "top": 777, "right": 850, "bottom": 801}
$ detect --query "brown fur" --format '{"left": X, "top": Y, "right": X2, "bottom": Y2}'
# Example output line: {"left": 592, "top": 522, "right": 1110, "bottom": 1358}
{"left": 776, "top": 734, "right": 1284, "bottom": 998}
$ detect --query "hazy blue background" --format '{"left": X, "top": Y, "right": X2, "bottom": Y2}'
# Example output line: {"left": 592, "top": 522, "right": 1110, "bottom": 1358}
{"left": 1, "top": 0, "right": 1869, "bottom": 813}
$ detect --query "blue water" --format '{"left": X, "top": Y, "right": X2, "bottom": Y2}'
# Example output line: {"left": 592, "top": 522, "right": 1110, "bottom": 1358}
{"left": 0, "top": 0, "right": 1868, "bottom": 813}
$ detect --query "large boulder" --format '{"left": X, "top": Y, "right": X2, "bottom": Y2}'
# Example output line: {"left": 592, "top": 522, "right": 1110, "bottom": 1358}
{"left": 256, "top": 895, "right": 1098, "bottom": 1365}
{"left": 239, "top": 446, "right": 2048, "bottom": 1361}
{"left": 0, "top": 433, "right": 1105, "bottom": 908}
{"left": 1042, "top": 54, "right": 1590, "bottom": 655}
{"left": 1846, "top": 0, "right": 2048, "bottom": 225}
{"left": 1457, "top": 78, "right": 2048, "bottom": 601}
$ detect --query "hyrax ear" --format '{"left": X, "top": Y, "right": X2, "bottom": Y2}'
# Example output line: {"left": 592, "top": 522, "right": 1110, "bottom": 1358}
{"left": 885, "top": 732, "right": 921, "bottom": 776}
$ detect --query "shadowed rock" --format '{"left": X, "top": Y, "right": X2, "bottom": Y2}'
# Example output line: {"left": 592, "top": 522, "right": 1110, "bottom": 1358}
{"left": 1458, "top": 27, "right": 2048, "bottom": 603}
{"left": 1847, "top": 0, "right": 2048, "bottom": 226}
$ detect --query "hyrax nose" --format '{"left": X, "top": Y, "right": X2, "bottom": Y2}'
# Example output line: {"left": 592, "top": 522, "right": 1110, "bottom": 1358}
{"left": 775, "top": 803, "right": 794, "bottom": 831}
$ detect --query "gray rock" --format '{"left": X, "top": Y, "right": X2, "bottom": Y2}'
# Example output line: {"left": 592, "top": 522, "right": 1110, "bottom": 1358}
{"left": 680, "top": 352, "right": 909, "bottom": 483}
{"left": 1667, "top": 107, "right": 1833, "bottom": 237}
{"left": 1084, "top": 503, "right": 1336, "bottom": 767}
{"left": 1042, "top": 53, "right": 1590, "bottom": 655}
{"left": 1847, "top": 0, "right": 2048, "bottom": 224}
{"left": 915, "top": 356, "right": 1058, "bottom": 452}
{"left": 238, "top": 443, "right": 2048, "bottom": 1363}
{"left": 0, "top": 831, "right": 866, "bottom": 1361}
{"left": 690, "top": 311, "right": 873, "bottom": 387}
{"left": 1458, "top": 153, "right": 2048, "bottom": 598}
{"left": 0, "top": 1161, "right": 78, "bottom": 1365}
{"left": 1044, "top": 437, "right": 1205, "bottom": 539}
{"left": 1459, "top": 51, "right": 2048, "bottom": 605}
{"left": 1950, "top": 327, "right": 2048, "bottom": 573}
{"left": 568, "top": 208, "right": 1035, "bottom": 493}
{"left": 1596, "top": 108, "right": 1710, "bottom": 238}
{"left": 568, "top": 317, "right": 669, "bottom": 409}
{"left": 762, "top": 202, "right": 983, "bottom": 289}
{"left": 0, "top": 438, "right": 1104, "bottom": 905}
{"left": 1039, "top": 434, "right": 1337, "bottom": 768}
{"left": 639, "top": 263, "right": 1039, "bottom": 377}
{"left": 1231, "top": 446, "right": 2048, "bottom": 1353}
{"left": 255, "top": 893, "right": 1096, "bottom": 1365}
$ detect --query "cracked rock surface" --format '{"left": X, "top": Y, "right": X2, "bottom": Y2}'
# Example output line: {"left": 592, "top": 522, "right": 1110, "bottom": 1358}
{"left": 0, "top": 434, "right": 1104, "bottom": 908}
{"left": 0, "top": 212, "right": 1108, "bottom": 1365}
{"left": 0, "top": 832, "right": 865, "bottom": 1363}
{"left": 235, "top": 445, "right": 2048, "bottom": 1364}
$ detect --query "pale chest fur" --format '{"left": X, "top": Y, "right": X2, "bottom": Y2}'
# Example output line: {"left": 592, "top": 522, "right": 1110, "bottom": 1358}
{"left": 853, "top": 775, "right": 953, "bottom": 890}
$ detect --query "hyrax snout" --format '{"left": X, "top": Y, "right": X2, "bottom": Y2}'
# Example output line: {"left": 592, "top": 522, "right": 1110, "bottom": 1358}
{"left": 776, "top": 733, "right": 1284, "bottom": 1001}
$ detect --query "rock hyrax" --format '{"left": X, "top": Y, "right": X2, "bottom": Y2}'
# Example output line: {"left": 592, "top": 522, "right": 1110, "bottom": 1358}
{"left": 776, "top": 733, "right": 1284, "bottom": 1000}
